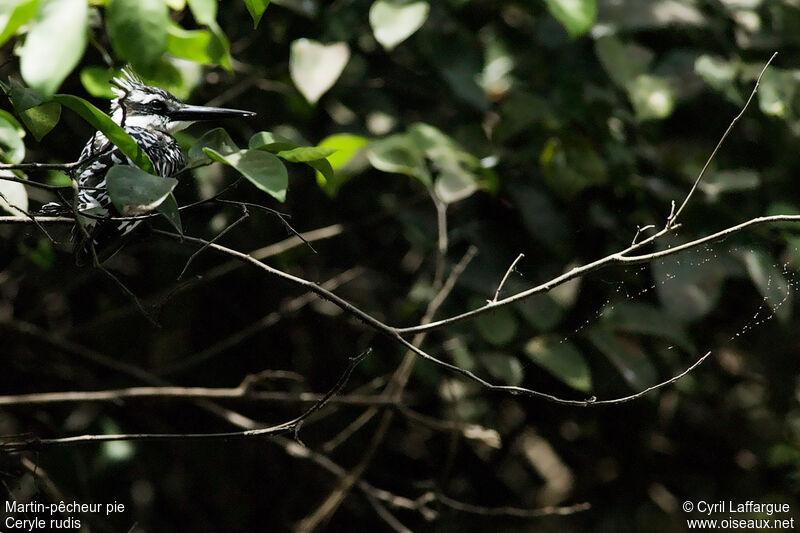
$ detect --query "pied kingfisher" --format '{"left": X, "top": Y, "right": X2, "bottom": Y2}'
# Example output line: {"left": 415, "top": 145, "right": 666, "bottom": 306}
{"left": 41, "top": 69, "right": 254, "bottom": 264}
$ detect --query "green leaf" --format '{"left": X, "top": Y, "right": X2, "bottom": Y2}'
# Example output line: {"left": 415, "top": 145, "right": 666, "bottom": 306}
{"left": 51, "top": 94, "right": 154, "bottom": 173}
{"left": 80, "top": 66, "right": 119, "bottom": 99}
{"left": 276, "top": 146, "right": 336, "bottom": 163}
{"left": 307, "top": 158, "right": 334, "bottom": 185}
{"left": 18, "top": 102, "right": 60, "bottom": 141}
{"left": 187, "top": 0, "right": 216, "bottom": 25}
{"left": 243, "top": 0, "right": 269, "bottom": 28}
{"left": 0, "top": 0, "right": 38, "bottom": 47}
{"left": 19, "top": 0, "right": 87, "bottom": 97}
{"left": 204, "top": 148, "right": 288, "bottom": 202}
{"left": 740, "top": 248, "right": 793, "bottom": 323}
{"left": 157, "top": 192, "right": 182, "bottom": 234}
{"left": 369, "top": 0, "right": 429, "bottom": 51}
{"left": 434, "top": 168, "right": 477, "bottom": 204}
{"left": 167, "top": 24, "right": 216, "bottom": 65}
{"left": 248, "top": 131, "right": 298, "bottom": 152}
{"left": 106, "top": 166, "right": 177, "bottom": 216}
{"left": 314, "top": 133, "right": 369, "bottom": 194}
{"left": 205, "top": 22, "right": 233, "bottom": 72}
{"left": 106, "top": 0, "right": 169, "bottom": 75}
{"left": 290, "top": 39, "right": 350, "bottom": 104}
{"left": 0, "top": 173, "right": 28, "bottom": 215}
{"left": 475, "top": 306, "right": 518, "bottom": 346}
{"left": 367, "top": 133, "right": 431, "bottom": 186}
{"left": 545, "top": 0, "right": 597, "bottom": 38}
{"left": 0, "top": 114, "right": 26, "bottom": 163}
{"left": 480, "top": 353, "right": 524, "bottom": 386}
{"left": 188, "top": 127, "right": 238, "bottom": 165}
{"left": 587, "top": 328, "right": 657, "bottom": 391}
{"left": 7, "top": 77, "right": 43, "bottom": 111}
{"left": 525, "top": 336, "right": 592, "bottom": 393}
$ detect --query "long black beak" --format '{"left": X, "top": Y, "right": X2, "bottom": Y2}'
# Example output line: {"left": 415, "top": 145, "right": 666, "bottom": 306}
{"left": 169, "top": 104, "right": 256, "bottom": 121}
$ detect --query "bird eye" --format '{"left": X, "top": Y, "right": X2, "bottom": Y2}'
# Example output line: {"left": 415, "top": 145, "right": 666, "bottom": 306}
{"left": 151, "top": 100, "right": 168, "bottom": 113}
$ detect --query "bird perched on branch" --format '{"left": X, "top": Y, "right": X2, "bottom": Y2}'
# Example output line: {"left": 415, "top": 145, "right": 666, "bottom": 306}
{"left": 41, "top": 69, "right": 255, "bottom": 264}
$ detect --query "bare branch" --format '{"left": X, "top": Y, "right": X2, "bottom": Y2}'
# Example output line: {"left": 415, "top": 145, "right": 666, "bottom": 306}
{"left": 492, "top": 253, "right": 524, "bottom": 303}
{"left": 0, "top": 161, "right": 82, "bottom": 172}
{"left": 0, "top": 215, "right": 73, "bottom": 224}
{"left": 1, "top": 349, "right": 371, "bottom": 452}
{"left": 0, "top": 387, "right": 400, "bottom": 408}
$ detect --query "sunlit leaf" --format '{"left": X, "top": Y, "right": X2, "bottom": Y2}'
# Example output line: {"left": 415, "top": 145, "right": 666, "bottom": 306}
{"left": 187, "top": 0, "right": 216, "bottom": 25}
{"left": 290, "top": 39, "right": 350, "bottom": 104}
{"left": 525, "top": 336, "right": 592, "bottom": 392}
{"left": 545, "top": 0, "right": 597, "bottom": 38}
{"left": 480, "top": 352, "right": 524, "bottom": 386}
{"left": 307, "top": 158, "right": 334, "bottom": 186}
{"left": 627, "top": 74, "right": 676, "bottom": 121}
{"left": 248, "top": 131, "right": 298, "bottom": 152}
{"left": 0, "top": 114, "right": 26, "bottom": 163}
{"left": 243, "top": 0, "right": 269, "bottom": 28}
{"left": 369, "top": 0, "right": 429, "bottom": 51}
{"left": 435, "top": 167, "right": 477, "bottom": 204}
{"left": 314, "top": 133, "right": 369, "bottom": 194}
{"left": 167, "top": 24, "right": 225, "bottom": 66}
{"left": 106, "top": 0, "right": 169, "bottom": 75}
{"left": 19, "top": 0, "right": 88, "bottom": 97}
{"left": 18, "top": 102, "right": 60, "bottom": 141}
{"left": 0, "top": 0, "right": 38, "bottom": 47}
{"left": 274, "top": 146, "right": 334, "bottom": 163}
{"left": 106, "top": 166, "right": 177, "bottom": 216}
{"left": 204, "top": 148, "right": 288, "bottom": 202}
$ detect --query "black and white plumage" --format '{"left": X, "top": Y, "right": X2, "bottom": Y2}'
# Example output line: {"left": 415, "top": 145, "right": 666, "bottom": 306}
{"left": 41, "top": 69, "right": 254, "bottom": 264}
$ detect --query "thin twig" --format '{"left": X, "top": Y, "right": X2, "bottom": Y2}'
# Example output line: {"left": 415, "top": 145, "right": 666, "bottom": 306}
{"left": 217, "top": 198, "right": 316, "bottom": 252}
{"left": 668, "top": 52, "right": 777, "bottom": 227}
{"left": 178, "top": 205, "right": 250, "bottom": 279}
{"left": 492, "top": 253, "right": 524, "bottom": 302}
{"left": 0, "top": 161, "right": 82, "bottom": 172}
{"left": 430, "top": 493, "right": 591, "bottom": 518}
